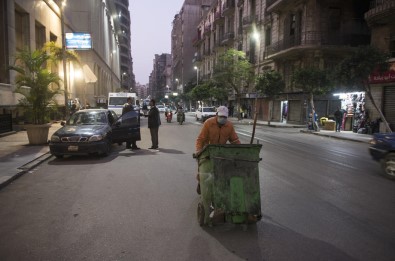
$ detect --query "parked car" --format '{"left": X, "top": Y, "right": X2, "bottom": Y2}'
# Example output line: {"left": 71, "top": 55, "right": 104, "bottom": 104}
{"left": 195, "top": 106, "right": 217, "bottom": 122}
{"left": 49, "top": 109, "right": 140, "bottom": 158}
{"left": 369, "top": 132, "right": 395, "bottom": 180}
{"left": 157, "top": 104, "right": 166, "bottom": 113}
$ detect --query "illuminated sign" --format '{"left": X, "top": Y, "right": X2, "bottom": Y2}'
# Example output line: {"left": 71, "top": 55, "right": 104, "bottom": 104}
{"left": 65, "top": 33, "right": 92, "bottom": 50}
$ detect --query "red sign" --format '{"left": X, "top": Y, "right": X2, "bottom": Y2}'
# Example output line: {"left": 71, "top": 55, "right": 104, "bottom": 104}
{"left": 369, "top": 70, "right": 395, "bottom": 84}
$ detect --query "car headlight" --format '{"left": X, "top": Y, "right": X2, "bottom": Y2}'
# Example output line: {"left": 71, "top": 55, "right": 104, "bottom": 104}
{"left": 369, "top": 139, "right": 377, "bottom": 145}
{"left": 50, "top": 135, "right": 60, "bottom": 142}
{"left": 89, "top": 135, "right": 104, "bottom": 142}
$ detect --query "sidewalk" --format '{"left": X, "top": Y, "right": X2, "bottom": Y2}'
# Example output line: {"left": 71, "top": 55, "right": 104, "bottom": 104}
{"left": 0, "top": 122, "right": 62, "bottom": 189}
{"left": 0, "top": 119, "right": 372, "bottom": 189}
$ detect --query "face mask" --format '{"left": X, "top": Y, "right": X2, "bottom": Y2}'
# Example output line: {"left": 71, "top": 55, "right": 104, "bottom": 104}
{"left": 217, "top": 117, "right": 227, "bottom": 125}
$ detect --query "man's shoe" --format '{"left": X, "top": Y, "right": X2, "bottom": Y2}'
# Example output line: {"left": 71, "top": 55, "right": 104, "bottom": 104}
{"left": 148, "top": 147, "right": 155, "bottom": 149}
{"left": 131, "top": 147, "right": 140, "bottom": 150}
{"left": 196, "top": 183, "right": 201, "bottom": 195}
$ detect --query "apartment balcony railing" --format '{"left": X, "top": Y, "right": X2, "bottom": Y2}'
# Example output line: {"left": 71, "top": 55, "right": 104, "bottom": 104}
{"left": 242, "top": 15, "right": 258, "bottom": 27}
{"left": 365, "top": 0, "right": 395, "bottom": 25}
{"left": 221, "top": 32, "right": 235, "bottom": 45}
{"left": 237, "top": 0, "right": 244, "bottom": 7}
{"left": 222, "top": 0, "right": 235, "bottom": 16}
{"left": 266, "top": 0, "right": 291, "bottom": 13}
{"left": 204, "top": 25, "right": 212, "bottom": 34}
{"left": 214, "top": 11, "right": 224, "bottom": 24}
{"left": 266, "top": 31, "right": 371, "bottom": 56}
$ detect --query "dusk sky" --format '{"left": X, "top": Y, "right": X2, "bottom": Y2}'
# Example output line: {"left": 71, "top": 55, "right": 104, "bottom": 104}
{"left": 129, "top": 0, "right": 185, "bottom": 85}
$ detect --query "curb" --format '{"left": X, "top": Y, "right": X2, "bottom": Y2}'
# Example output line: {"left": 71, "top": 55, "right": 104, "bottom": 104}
{"left": 300, "top": 129, "right": 371, "bottom": 144}
{"left": 0, "top": 151, "right": 52, "bottom": 191}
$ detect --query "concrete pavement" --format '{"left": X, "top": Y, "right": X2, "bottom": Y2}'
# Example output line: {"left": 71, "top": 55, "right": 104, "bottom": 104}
{"left": 0, "top": 117, "right": 373, "bottom": 189}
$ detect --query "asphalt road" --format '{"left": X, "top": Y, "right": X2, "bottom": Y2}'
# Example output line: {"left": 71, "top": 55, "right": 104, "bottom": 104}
{"left": 0, "top": 114, "right": 394, "bottom": 261}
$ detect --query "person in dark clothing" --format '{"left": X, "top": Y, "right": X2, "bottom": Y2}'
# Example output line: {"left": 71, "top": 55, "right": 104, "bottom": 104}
{"left": 147, "top": 99, "right": 160, "bottom": 149}
{"left": 122, "top": 97, "right": 140, "bottom": 150}
{"left": 334, "top": 107, "right": 343, "bottom": 132}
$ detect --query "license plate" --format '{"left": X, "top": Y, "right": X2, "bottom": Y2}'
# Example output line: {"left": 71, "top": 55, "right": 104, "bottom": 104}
{"left": 68, "top": 146, "right": 78, "bottom": 151}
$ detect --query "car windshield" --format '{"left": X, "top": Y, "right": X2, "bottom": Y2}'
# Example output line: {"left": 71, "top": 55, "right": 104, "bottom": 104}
{"left": 203, "top": 107, "right": 216, "bottom": 112}
{"left": 68, "top": 111, "right": 107, "bottom": 125}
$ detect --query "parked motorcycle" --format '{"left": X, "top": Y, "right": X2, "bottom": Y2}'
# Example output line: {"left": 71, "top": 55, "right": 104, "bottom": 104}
{"left": 165, "top": 110, "right": 173, "bottom": 123}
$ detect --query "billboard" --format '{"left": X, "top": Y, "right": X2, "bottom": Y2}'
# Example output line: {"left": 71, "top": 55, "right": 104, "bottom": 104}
{"left": 65, "top": 33, "right": 92, "bottom": 50}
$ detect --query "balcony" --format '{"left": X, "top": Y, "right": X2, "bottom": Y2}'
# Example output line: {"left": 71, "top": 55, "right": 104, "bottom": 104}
{"left": 214, "top": 11, "right": 224, "bottom": 24}
{"left": 221, "top": 32, "right": 235, "bottom": 45}
{"left": 266, "top": 31, "right": 370, "bottom": 57}
{"left": 242, "top": 15, "right": 258, "bottom": 28}
{"left": 365, "top": 0, "right": 395, "bottom": 26}
{"left": 204, "top": 25, "right": 212, "bottom": 35}
{"left": 237, "top": 0, "right": 244, "bottom": 7}
{"left": 266, "top": 0, "right": 292, "bottom": 13}
{"left": 222, "top": 0, "right": 235, "bottom": 16}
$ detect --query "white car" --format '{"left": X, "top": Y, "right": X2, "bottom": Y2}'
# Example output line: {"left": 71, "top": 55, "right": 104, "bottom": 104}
{"left": 156, "top": 104, "right": 166, "bottom": 113}
{"left": 195, "top": 106, "right": 217, "bottom": 122}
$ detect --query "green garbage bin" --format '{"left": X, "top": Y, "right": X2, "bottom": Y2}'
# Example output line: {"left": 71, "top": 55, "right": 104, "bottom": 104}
{"left": 195, "top": 144, "right": 262, "bottom": 226}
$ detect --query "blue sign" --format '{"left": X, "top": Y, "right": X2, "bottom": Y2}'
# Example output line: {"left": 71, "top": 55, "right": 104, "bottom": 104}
{"left": 65, "top": 33, "right": 92, "bottom": 50}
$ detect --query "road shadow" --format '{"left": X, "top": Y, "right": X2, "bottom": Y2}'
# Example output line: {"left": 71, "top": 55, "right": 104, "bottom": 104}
{"left": 195, "top": 214, "right": 357, "bottom": 261}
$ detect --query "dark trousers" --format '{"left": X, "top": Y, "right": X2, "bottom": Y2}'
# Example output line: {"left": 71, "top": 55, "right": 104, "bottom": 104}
{"left": 149, "top": 127, "right": 159, "bottom": 148}
{"left": 335, "top": 119, "right": 342, "bottom": 131}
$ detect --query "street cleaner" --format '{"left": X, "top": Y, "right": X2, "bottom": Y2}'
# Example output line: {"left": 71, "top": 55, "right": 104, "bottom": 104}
{"left": 195, "top": 106, "right": 240, "bottom": 194}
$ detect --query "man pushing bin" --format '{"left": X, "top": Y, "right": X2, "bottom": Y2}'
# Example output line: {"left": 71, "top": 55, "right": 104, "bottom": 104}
{"left": 195, "top": 106, "right": 241, "bottom": 194}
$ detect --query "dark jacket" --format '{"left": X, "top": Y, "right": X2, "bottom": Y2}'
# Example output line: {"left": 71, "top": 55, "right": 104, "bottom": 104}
{"left": 148, "top": 106, "right": 160, "bottom": 128}
{"left": 334, "top": 109, "right": 343, "bottom": 120}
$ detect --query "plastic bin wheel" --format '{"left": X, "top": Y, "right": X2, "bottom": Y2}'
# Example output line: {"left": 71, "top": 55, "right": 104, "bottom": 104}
{"left": 197, "top": 202, "right": 205, "bottom": 226}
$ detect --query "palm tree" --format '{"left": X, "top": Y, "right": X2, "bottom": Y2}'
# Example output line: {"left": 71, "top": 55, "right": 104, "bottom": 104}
{"left": 10, "top": 48, "right": 61, "bottom": 125}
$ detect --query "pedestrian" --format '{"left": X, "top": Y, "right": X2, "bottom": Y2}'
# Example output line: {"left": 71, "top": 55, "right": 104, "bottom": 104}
{"left": 148, "top": 99, "right": 160, "bottom": 149}
{"left": 122, "top": 97, "right": 140, "bottom": 150}
{"left": 70, "top": 100, "right": 77, "bottom": 115}
{"left": 334, "top": 106, "right": 343, "bottom": 132}
{"left": 195, "top": 106, "right": 241, "bottom": 194}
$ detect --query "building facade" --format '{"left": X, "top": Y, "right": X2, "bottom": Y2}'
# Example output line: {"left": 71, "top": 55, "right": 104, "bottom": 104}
{"left": 0, "top": 0, "right": 134, "bottom": 129}
{"left": 148, "top": 53, "right": 172, "bottom": 101}
{"left": 190, "top": 0, "right": 395, "bottom": 131}
{"left": 171, "top": 0, "right": 215, "bottom": 95}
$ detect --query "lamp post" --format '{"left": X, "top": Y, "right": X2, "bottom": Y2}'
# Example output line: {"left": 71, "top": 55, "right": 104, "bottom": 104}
{"left": 55, "top": 0, "right": 69, "bottom": 117}
{"left": 194, "top": 66, "right": 199, "bottom": 85}
{"left": 250, "top": 28, "right": 260, "bottom": 144}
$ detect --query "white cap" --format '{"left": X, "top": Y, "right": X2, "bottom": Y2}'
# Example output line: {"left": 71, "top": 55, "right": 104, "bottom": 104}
{"left": 217, "top": 106, "right": 228, "bottom": 117}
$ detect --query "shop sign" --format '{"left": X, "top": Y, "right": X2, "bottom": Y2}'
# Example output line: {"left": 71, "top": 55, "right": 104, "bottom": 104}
{"left": 369, "top": 70, "right": 395, "bottom": 84}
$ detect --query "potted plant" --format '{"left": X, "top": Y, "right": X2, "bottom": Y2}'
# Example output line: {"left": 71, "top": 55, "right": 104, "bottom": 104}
{"left": 10, "top": 48, "right": 62, "bottom": 145}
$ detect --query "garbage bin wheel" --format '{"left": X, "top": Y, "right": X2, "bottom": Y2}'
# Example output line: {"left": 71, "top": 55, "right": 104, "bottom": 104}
{"left": 197, "top": 202, "right": 205, "bottom": 226}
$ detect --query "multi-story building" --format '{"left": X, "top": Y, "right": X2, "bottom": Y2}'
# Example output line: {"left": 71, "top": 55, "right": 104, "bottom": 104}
{"left": 171, "top": 0, "right": 214, "bottom": 94}
{"left": 192, "top": 0, "right": 380, "bottom": 128}
{"left": 0, "top": 0, "right": 133, "bottom": 130}
{"left": 364, "top": 0, "right": 395, "bottom": 131}
{"left": 149, "top": 53, "right": 172, "bottom": 101}
{"left": 114, "top": 0, "right": 135, "bottom": 91}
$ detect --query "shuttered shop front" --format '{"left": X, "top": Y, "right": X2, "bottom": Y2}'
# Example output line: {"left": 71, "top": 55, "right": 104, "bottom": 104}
{"left": 384, "top": 86, "right": 395, "bottom": 130}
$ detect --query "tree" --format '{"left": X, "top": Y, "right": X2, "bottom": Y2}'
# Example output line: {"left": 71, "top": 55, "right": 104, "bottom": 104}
{"left": 10, "top": 48, "right": 61, "bottom": 125}
{"left": 190, "top": 82, "right": 212, "bottom": 105}
{"left": 212, "top": 48, "right": 255, "bottom": 119}
{"left": 335, "top": 46, "right": 392, "bottom": 133}
{"left": 255, "top": 70, "right": 285, "bottom": 125}
{"left": 292, "top": 67, "right": 334, "bottom": 131}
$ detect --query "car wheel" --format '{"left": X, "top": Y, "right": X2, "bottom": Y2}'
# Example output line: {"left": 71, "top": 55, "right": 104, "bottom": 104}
{"left": 381, "top": 152, "right": 395, "bottom": 180}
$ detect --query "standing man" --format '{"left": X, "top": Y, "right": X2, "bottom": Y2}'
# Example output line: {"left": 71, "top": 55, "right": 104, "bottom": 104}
{"left": 334, "top": 106, "right": 343, "bottom": 132}
{"left": 122, "top": 97, "right": 140, "bottom": 150}
{"left": 148, "top": 99, "right": 160, "bottom": 149}
{"left": 195, "top": 106, "right": 241, "bottom": 194}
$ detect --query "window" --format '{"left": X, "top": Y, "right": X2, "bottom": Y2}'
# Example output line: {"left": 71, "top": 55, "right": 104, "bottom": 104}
{"left": 35, "top": 21, "right": 46, "bottom": 50}
{"left": 15, "top": 8, "right": 30, "bottom": 51}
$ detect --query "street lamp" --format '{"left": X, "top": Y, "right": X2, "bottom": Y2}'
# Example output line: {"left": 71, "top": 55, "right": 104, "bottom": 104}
{"left": 194, "top": 66, "right": 199, "bottom": 85}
